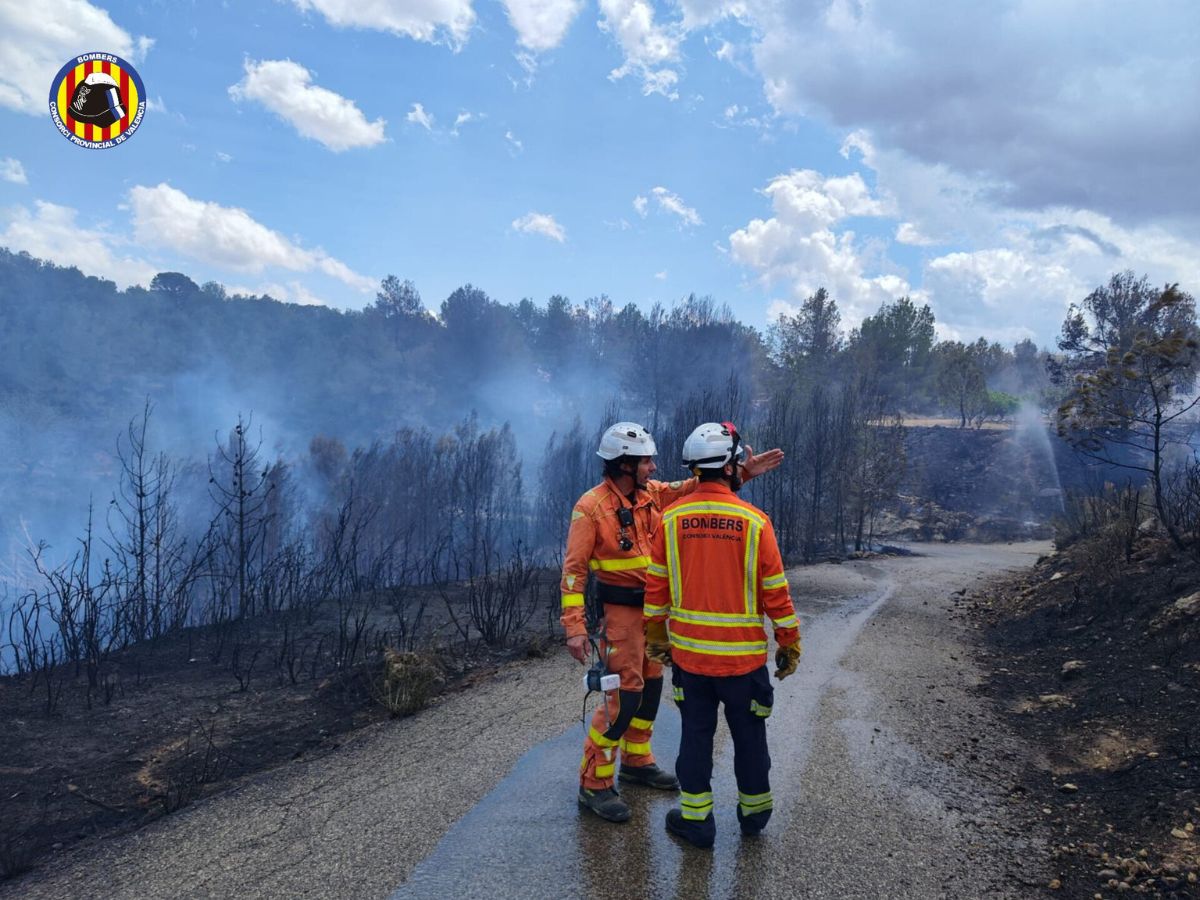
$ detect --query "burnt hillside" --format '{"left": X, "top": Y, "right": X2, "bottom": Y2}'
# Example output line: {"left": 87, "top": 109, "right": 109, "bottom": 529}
{"left": 884, "top": 424, "right": 1084, "bottom": 543}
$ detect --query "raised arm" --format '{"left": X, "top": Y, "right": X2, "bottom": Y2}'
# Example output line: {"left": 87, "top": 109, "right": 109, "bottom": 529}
{"left": 740, "top": 445, "right": 784, "bottom": 481}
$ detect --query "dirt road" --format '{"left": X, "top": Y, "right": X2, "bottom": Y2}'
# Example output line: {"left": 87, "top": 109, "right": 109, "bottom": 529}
{"left": 3, "top": 542, "right": 1051, "bottom": 900}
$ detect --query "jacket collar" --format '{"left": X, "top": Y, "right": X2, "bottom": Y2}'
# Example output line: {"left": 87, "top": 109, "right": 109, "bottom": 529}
{"left": 692, "top": 480, "right": 736, "bottom": 498}
{"left": 602, "top": 474, "right": 648, "bottom": 507}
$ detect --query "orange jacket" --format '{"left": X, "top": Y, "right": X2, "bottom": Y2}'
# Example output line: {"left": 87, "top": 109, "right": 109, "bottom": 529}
{"left": 644, "top": 482, "right": 800, "bottom": 677}
{"left": 560, "top": 476, "right": 696, "bottom": 639}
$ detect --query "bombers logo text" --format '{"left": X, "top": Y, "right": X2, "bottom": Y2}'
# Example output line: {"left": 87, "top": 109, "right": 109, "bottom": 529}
{"left": 679, "top": 516, "right": 744, "bottom": 532}
{"left": 48, "top": 52, "right": 145, "bottom": 149}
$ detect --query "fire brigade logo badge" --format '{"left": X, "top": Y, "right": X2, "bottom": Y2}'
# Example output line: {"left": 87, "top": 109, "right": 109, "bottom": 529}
{"left": 49, "top": 52, "right": 145, "bottom": 149}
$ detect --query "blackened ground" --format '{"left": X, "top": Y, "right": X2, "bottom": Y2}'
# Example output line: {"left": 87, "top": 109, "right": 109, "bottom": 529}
{"left": 0, "top": 580, "right": 560, "bottom": 881}
{"left": 968, "top": 533, "right": 1200, "bottom": 898}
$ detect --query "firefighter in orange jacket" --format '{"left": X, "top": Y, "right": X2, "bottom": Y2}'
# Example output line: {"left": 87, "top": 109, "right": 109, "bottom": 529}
{"left": 644, "top": 421, "right": 801, "bottom": 848}
{"left": 563, "top": 422, "right": 782, "bottom": 823}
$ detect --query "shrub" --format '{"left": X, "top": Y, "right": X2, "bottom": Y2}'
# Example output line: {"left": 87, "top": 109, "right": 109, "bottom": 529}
{"left": 376, "top": 648, "right": 443, "bottom": 717}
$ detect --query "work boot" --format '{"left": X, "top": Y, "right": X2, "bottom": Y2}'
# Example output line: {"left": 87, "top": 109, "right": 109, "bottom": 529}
{"left": 665, "top": 809, "right": 715, "bottom": 850}
{"left": 737, "top": 805, "right": 771, "bottom": 837}
{"left": 578, "top": 787, "right": 631, "bottom": 823}
{"left": 619, "top": 762, "right": 680, "bottom": 791}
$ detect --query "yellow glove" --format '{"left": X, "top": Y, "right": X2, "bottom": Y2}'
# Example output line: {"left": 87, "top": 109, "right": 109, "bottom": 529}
{"left": 645, "top": 619, "right": 672, "bottom": 666}
{"left": 774, "top": 641, "right": 801, "bottom": 680}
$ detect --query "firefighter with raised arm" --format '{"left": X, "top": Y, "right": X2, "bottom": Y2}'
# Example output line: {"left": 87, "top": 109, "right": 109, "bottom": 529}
{"left": 562, "top": 422, "right": 783, "bottom": 823}
{"left": 644, "top": 421, "right": 801, "bottom": 848}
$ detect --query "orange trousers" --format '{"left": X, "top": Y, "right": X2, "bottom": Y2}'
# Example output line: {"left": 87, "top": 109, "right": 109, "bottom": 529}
{"left": 579, "top": 603, "right": 664, "bottom": 790}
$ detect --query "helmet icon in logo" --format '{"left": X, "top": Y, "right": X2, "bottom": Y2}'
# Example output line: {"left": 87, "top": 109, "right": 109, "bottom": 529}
{"left": 69, "top": 72, "right": 127, "bottom": 128}
{"left": 49, "top": 52, "right": 146, "bottom": 149}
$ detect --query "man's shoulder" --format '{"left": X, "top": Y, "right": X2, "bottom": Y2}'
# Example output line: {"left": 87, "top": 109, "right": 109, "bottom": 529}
{"left": 671, "top": 490, "right": 771, "bottom": 522}
{"left": 734, "top": 495, "right": 770, "bottom": 519}
{"left": 738, "top": 497, "right": 776, "bottom": 528}
{"left": 647, "top": 478, "right": 691, "bottom": 492}
{"left": 573, "top": 483, "right": 610, "bottom": 514}
{"left": 645, "top": 478, "right": 696, "bottom": 510}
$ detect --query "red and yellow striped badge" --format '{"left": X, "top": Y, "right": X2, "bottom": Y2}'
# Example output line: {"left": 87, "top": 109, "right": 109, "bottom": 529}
{"left": 48, "top": 52, "right": 146, "bottom": 149}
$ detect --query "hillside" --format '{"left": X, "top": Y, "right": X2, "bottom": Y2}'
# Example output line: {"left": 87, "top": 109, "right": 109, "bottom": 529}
{"left": 969, "top": 529, "right": 1200, "bottom": 897}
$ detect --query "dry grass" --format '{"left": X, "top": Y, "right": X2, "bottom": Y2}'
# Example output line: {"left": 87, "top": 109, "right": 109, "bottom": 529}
{"left": 897, "top": 416, "right": 1013, "bottom": 430}
{"left": 375, "top": 648, "right": 444, "bottom": 717}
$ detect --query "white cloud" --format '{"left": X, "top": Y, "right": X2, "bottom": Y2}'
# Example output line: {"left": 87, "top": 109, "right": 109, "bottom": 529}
{"left": 289, "top": 0, "right": 474, "bottom": 48}
{"left": 1, "top": 157, "right": 26, "bottom": 184}
{"left": 633, "top": 195, "right": 648, "bottom": 217}
{"left": 228, "top": 281, "right": 329, "bottom": 307}
{"left": 407, "top": 102, "right": 434, "bottom": 130}
{"left": 0, "top": 0, "right": 151, "bottom": 115}
{"left": 922, "top": 248, "right": 1073, "bottom": 343}
{"left": 676, "top": 0, "right": 743, "bottom": 30}
{"left": 0, "top": 200, "right": 156, "bottom": 287}
{"left": 127, "top": 183, "right": 374, "bottom": 292}
{"left": 650, "top": 186, "right": 702, "bottom": 226}
{"left": 508, "top": 51, "right": 539, "bottom": 89}
{"left": 598, "top": 0, "right": 682, "bottom": 98}
{"left": 452, "top": 111, "right": 474, "bottom": 132}
{"left": 229, "top": 59, "right": 386, "bottom": 152}
{"left": 502, "top": 0, "right": 584, "bottom": 50}
{"left": 512, "top": 211, "right": 566, "bottom": 242}
{"left": 895, "top": 222, "right": 934, "bottom": 246}
{"left": 505, "top": 130, "right": 523, "bottom": 152}
{"left": 759, "top": 169, "right": 891, "bottom": 232}
{"left": 654, "top": 270, "right": 667, "bottom": 280}
{"left": 728, "top": 168, "right": 910, "bottom": 327}
{"left": 216, "top": 151, "right": 232, "bottom": 163}
{"left": 919, "top": 208, "right": 1200, "bottom": 344}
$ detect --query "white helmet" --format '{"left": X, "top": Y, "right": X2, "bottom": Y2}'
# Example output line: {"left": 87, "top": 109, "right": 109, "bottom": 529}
{"left": 597, "top": 422, "right": 657, "bottom": 460}
{"left": 682, "top": 421, "right": 747, "bottom": 469}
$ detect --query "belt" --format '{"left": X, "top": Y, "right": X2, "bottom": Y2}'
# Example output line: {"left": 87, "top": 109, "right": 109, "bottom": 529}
{"left": 596, "top": 582, "right": 645, "bottom": 607}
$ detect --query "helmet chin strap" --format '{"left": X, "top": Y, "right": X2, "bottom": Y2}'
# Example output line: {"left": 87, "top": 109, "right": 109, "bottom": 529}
{"left": 615, "top": 459, "right": 646, "bottom": 493}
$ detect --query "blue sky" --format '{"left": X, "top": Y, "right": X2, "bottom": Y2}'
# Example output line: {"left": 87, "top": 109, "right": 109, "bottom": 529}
{"left": 2, "top": 0, "right": 1198, "bottom": 346}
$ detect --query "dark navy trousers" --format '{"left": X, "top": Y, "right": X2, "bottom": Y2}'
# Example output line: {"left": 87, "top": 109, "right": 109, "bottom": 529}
{"left": 672, "top": 664, "right": 775, "bottom": 829}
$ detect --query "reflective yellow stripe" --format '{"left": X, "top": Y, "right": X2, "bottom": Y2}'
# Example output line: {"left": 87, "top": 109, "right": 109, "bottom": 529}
{"left": 663, "top": 501, "right": 766, "bottom": 529}
{"left": 646, "top": 561, "right": 668, "bottom": 577}
{"left": 619, "top": 739, "right": 651, "bottom": 756}
{"left": 681, "top": 790, "right": 713, "bottom": 820}
{"left": 671, "top": 608, "right": 762, "bottom": 627}
{"left": 595, "top": 762, "right": 615, "bottom": 778}
{"left": 589, "top": 726, "right": 619, "bottom": 748}
{"left": 738, "top": 790, "right": 773, "bottom": 811}
{"left": 670, "top": 634, "right": 768, "bottom": 656}
{"left": 630, "top": 717, "right": 655, "bottom": 731}
{"left": 589, "top": 555, "right": 650, "bottom": 572}
{"left": 665, "top": 517, "right": 682, "bottom": 608}
{"left": 771, "top": 614, "right": 799, "bottom": 629}
{"left": 672, "top": 686, "right": 685, "bottom": 702}
{"left": 744, "top": 520, "right": 761, "bottom": 615}
{"left": 750, "top": 699, "right": 772, "bottom": 717}
{"left": 644, "top": 602, "right": 670, "bottom": 616}
{"left": 762, "top": 573, "right": 788, "bottom": 590}
{"left": 561, "top": 592, "right": 585, "bottom": 608}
